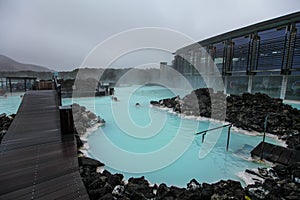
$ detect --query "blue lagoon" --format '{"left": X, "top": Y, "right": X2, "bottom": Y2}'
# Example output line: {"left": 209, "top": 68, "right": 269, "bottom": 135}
{"left": 63, "top": 86, "right": 283, "bottom": 187}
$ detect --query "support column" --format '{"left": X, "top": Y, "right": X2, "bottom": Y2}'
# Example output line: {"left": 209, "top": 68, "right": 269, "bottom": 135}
{"left": 160, "top": 62, "right": 168, "bottom": 86}
{"left": 24, "top": 79, "right": 27, "bottom": 92}
{"left": 280, "top": 75, "right": 288, "bottom": 99}
{"left": 224, "top": 40, "right": 233, "bottom": 75}
{"left": 248, "top": 75, "right": 253, "bottom": 93}
{"left": 9, "top": 78, "right": 12, "bottom": 93}
{"left": 248, "top": 34, "right": 259, "bottom": 74}
{"left": 224, "top": 76, "right": 228, "bottom": 95}
{"left": 282, "top": 24, "right": 296, "bottom": 75}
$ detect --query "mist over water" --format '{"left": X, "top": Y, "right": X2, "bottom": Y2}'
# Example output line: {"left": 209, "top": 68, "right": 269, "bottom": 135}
{"left": 0, "top": 92, "right": 23, "bottom": 114}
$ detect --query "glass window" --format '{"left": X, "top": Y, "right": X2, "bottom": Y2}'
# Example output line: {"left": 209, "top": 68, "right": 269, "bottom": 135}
{"left": 212, "top": 42, "right": 225, "bottom": 74}
{"left": 291, "top": 23, "right": 300, "bottom": 73}
{"left": 226, "top": 76, "right": 248, "bottom": 95}
{"left": 190, "top": 75, "right": 207, "bottom": 89}
{"left": 255, "top": 27, "right": 287, "bottom": 74}
{"left": 252, "top": 76, "right": 282, "bottom": 98}
{"left": 192, "top": 50, "right": 202, "bottom": 75}
{"left": 175, "top": 54, "right": 185, "bottom": 74}
{"left": 183, "top": 53, "right": 192, "bottom": 75}
{"left": 230, "top": 36, "right": 250, "bottom": 74}
{"left": 286, "top": 75, "right": 300, "bottom": 100}
{"left": 197, "top": 46, "right": 210, "bottom": 75}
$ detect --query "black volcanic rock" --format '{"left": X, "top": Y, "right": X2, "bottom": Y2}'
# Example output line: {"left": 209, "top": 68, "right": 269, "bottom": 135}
{"left": 151, "top": 89, "right": 300, "bottom": 149}
{"left": 78, "top": 157, "right": 104, "bottom": 168}
{"left": 202, "top": 183, "right": 213, "bottom": 199}
{"left": 0, "top": 113, "right": 15, "bottom": 143}
{"left": 78, "top": 156, "right": 300, "bottom": 200}
{"left": 244, "top": 162, "right": 300, "bottom": 199}
{"left": 72, "top": 103, "right": 105, "bottom": 136}
{"left": 156, "top": 183, "right": 170, "bottom": 197}
{"left": 187, "top": 179, "right": 201, "bottom": 191}
{"left": 107, "top": 173, "right": 123, "bottom": 188}
{"left": 212, "top": 180, "right": 245, "bottom": 199}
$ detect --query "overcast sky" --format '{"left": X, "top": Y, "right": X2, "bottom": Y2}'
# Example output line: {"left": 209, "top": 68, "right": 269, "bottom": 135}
{"left": 0, "top": 0, "right": 299, "bottom": 71}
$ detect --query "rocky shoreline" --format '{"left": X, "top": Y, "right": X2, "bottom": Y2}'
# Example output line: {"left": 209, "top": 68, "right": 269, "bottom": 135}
{"left": 245, "top": 163, "right": 300, "bottom": 199}
{"left": 78, "top": 150, "right": 300, "bottom": 199}
{"left": 71, "top": 100, "right": 300, "bottom": 199}
{"left": 78, "top": 156, "right": 247, "bottom": 200}
{"left": 72, "top": 103, "right": 106, "bottom": 137}
{"left": 150, "top": 88, "right": 300, "bottom": 149}
{"left": 0, "top": 113, "right": 15, "bottom": 143}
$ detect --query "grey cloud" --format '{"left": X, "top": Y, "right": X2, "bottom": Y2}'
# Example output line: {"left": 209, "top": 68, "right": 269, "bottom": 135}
{"left": 0, "top": 0, "right": 299, "bottom": 71}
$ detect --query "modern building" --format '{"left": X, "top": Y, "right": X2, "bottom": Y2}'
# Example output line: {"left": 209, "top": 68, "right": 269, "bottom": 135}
{"left": 171, "top": 12, "right": 300, "bottom": 100}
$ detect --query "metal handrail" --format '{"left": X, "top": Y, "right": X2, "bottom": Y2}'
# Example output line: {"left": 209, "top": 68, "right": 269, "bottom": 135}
{"left": 196, "top": 123, "right": 232, "bottom": 151}
{"left": 261, "top": 112, "right": 281, "bottom": 160}
{"left": 195, "top": 123, "right": 232, "bottom": 135}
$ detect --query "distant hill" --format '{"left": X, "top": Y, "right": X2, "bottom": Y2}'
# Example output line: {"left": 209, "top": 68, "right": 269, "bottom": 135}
{"left": 0, "top": 55, "right": 53, "bottom": 72}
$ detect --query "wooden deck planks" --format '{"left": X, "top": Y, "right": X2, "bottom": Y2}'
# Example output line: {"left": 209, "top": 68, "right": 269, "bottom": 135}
{"left": 0, "top": 90, "right": 88, "bottom": 199}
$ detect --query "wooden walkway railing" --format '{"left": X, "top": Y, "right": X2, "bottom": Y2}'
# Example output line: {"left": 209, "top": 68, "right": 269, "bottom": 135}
{"left": 0, "top": 90, "right": 88, "bottom": 199}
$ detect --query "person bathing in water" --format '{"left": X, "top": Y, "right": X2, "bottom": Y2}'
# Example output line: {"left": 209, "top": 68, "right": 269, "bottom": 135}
{"left": 112, "top": 95, "right": 118, "bottom": 101}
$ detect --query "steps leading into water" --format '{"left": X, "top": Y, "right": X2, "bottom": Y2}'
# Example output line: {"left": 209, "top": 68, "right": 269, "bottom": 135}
{"left": 251, "top": 141, "right": 300, "bottom": 165}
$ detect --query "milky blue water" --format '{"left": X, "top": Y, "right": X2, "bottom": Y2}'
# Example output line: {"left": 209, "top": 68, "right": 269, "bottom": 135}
{"left": 284, "top": 100, "right": 300, "bottom": 110}
{"left": 62, "top": 86, "right": 284, "bottom": 187}
{"left": 0, "top": 92, "right": 24, "bottom": 114}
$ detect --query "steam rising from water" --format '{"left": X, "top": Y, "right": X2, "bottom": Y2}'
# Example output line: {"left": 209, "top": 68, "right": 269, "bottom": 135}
{"left": 73, "top": 27, "right": 226, "bottom": 172}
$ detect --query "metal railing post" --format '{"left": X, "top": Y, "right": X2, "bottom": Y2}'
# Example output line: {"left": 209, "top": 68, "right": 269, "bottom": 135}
{"left": 261, "top": 112, "right": 280, "bottom": 160}
{"left": 226, "top": 124, "right": 232, "bottom": 151}
{"left": 263, "top": 114, "right": 269, "bottom": 143}
{"left": 202, "top": 132, "right": 207, "bottom": 143}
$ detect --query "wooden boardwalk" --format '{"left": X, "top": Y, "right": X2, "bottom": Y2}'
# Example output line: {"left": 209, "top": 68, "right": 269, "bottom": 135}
{"left": 0, "top": 90, "right": 89, "bottom": 200}
{"left": 251, "top": 142, "right": 300, "bottom": 165}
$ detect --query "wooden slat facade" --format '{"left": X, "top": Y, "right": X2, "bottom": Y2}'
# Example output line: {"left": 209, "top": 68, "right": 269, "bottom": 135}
{"left": 0, "top": 90, "right": 88, "bottom": 200}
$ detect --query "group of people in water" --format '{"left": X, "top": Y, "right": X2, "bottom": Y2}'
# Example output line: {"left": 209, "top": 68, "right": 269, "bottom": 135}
{"left": 111, "top": 95, "right": 141, "bottom": 107}
{"left": 111, "top": 96, "right": 118, "bottom": 102}
{"left": 0, "top": 94, "right": 23, "bottom": 99}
